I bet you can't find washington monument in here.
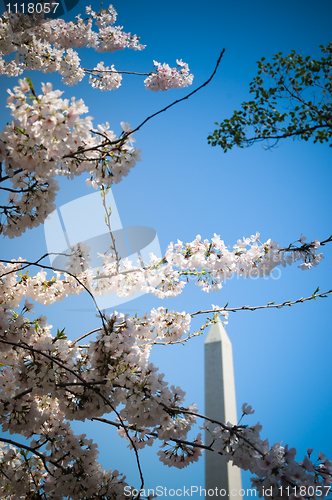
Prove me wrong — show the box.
[204,319,242,498]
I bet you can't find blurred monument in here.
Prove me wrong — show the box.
[205,319,242,498]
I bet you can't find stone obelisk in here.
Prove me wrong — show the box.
[204,319,242,498]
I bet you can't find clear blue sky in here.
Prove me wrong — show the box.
[1,0,332,496]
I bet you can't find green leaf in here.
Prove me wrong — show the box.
[25,77,35,93]
[55,327,67,340]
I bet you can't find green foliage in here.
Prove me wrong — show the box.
[54,327,67,341]
[208,43,332,151]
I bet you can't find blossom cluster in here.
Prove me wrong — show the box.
[65,242,92,274]
[0,5,193,93]
[157,434,203,469]
[0,5,144,86]
[69,232,324,300]
[88,61,122,91]
[144,59,194,92]
[0,233,328,498]
[0,307,199,498]
[0,230,325,496]
[0,233,324,313]
[204,416,332,499]
[0,79,141,237]
[0,297,330,497]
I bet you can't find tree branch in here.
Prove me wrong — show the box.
[0,337,145,497]
[62,50,225,159]
[0,437,56,476]
[91,416,212,451]
[241,123,329,145]
[191,288,332,316]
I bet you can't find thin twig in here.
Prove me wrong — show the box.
[159,403,265,458]
[71,327,102,345]
[243,124,328,145]
[0,437,56,475]
[100,185,120,273]
[280,235,332,253]
[128,49,226,137]
[62,50,226,159]
[190,288,332,317]
[72,288,332,348]
[83,68,150,76]
[0,258,107,334]
[91,416,212,451]
[151,289,332,345]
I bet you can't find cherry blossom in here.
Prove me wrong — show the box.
[0,232,324,312]
[0,78,141,237]
[88,62,122,91]
[144,59,194,92]
[0,4,193,93]
[241,402,255,415]
[0,299,330,498]
[0,5,144,86]
[65,242,91,274]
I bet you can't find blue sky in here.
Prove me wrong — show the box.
[1,0,332,496]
